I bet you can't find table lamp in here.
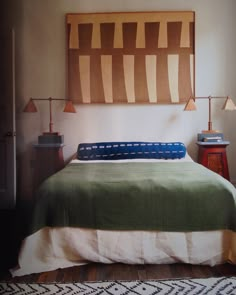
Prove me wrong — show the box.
[184,95,236,133]
[23,97,76,144]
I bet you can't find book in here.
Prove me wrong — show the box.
[202,136,222,142]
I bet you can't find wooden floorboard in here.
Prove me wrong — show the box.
[1,263,236,283]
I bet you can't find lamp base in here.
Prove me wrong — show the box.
[202,130,221,134]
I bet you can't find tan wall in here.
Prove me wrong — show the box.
[3,0,236,200]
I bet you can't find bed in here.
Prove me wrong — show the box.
[11,141,236,277]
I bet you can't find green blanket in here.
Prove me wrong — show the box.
[31,162,236,234]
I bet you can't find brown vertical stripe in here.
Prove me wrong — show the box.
[68,50,82,103]
[100,23,115,49]
[112,55,127,103]
[123,23,137,49]
[167,22,182,50]
[189,22,195,52]
[134,55,149,103]
[156,52,171,103]
[67,24,71,48]
[178,53,193,102]
[78,24,93,49]
[145,22,160,49]
[90,55,105,103]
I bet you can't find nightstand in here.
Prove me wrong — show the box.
[196,141,230,181]
[33,143,65,189]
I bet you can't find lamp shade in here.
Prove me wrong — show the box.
[63,100,76,113]
[222,96,236,110]
[184,97,197,111]
[23,99,38,112]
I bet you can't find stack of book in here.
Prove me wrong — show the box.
[197,133,224,142]
[38,132,64,144]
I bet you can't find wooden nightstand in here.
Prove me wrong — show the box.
[196,141,230,181]
[33,143,65,189]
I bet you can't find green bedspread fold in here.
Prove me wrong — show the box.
[31,162,236,234]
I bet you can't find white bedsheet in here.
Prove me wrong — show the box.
[11,227,236,277]
[71,153,194,164]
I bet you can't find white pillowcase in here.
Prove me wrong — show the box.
[71,152,193,164]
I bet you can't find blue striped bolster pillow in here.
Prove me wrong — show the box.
[77,142,186,160]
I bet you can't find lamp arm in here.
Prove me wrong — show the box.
[30,97,68,134]
[49,97,53,133]
[189,96,229,132]
[31,98,69,101]
[184,95,235,133]
[208,96,212,131]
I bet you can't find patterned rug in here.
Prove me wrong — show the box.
[1,277,236,294]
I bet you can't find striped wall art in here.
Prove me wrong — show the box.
[67,11,195,104]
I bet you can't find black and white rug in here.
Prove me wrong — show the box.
[1,277,236,294]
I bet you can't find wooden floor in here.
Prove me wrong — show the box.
[1,263,236,283]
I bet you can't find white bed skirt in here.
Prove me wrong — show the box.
[11,227,236,277]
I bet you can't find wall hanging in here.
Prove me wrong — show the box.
[66,11,195,104]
